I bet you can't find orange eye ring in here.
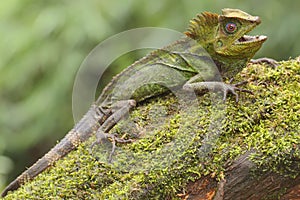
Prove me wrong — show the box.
[225,22,237,33]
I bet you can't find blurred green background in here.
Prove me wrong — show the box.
[0,0,299,190]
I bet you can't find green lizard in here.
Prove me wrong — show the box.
[1,8,275,197]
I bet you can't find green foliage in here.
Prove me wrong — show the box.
[0,0,299,192]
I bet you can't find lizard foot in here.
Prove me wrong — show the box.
[183,81,252,102]
[221,78,253,102]
[250,57,279,68]
[90,130,133,162]
[222,81,253,102]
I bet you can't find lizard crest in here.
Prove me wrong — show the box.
[185,12,219,41]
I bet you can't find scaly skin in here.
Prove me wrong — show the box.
[1,8,270,197]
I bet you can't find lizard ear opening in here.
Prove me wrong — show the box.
[185,12,219,40]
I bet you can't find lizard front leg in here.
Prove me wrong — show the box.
[91,100,136,162]
[182,74,252,102]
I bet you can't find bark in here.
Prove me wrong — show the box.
[183,152,300,200]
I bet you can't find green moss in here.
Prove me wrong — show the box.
[3,59,300,199]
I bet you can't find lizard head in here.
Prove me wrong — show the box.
[214,8,267,58]
[185,8,267,59]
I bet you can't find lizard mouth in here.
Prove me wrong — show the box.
[235,35,267,44]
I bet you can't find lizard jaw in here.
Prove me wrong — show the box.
[235,35,267,44]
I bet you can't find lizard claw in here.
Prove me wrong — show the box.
[90,130,133,163]
[250,57,279,68]
[183,80,252,102]
[107,135,133,162]
[222,81,253,102]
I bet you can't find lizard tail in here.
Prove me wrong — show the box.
[1,155,50,197]
[1,130,79,197]
[1,179,20,198]
[1,106,102,197]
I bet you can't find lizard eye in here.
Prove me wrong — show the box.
[225,22,237,34]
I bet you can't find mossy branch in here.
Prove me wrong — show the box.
[3,59,300,199]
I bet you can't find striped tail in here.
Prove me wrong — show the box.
[1,105,104,197]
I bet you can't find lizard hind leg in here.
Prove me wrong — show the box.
[91,100,136,162]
